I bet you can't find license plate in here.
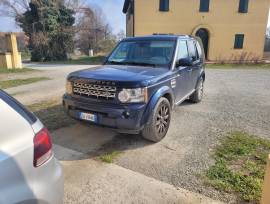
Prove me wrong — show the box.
[79,112,97,123]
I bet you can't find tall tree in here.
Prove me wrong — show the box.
[1,0,75,61]
[17,0,75,61]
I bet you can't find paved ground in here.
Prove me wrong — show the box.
[2,63,93,105]
[2,65,270,203]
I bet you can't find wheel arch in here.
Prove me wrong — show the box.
[195,71,205,89]
[141,86,174,126]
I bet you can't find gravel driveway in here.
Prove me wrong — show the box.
[87,68,270,203]
[3,66,270,203]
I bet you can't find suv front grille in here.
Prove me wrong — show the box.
[73,81,117,100]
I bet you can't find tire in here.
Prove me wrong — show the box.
[141,97,171,142]
[190,78,204,103]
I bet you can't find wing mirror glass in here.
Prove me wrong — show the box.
[176,57,193,67]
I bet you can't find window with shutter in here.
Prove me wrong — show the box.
[234,34,245,49]
[239,0,249,13]
[159,0,169,12]
[199,0,210,12]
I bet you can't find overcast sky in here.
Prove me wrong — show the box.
[0,1,269,34]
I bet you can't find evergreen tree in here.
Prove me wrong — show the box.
[17,0,75,61]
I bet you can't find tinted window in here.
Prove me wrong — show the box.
[239,0,249,13]
[234,34,245,49]
[160,0,169,12]
[177,41,189,59]
[187,41,199,60]
[200,0,210,12]
[0,90,37,125]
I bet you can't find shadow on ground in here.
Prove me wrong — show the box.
[31,103,153,162]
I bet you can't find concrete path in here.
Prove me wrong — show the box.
[51,124,224,204]
[62,154,223,204]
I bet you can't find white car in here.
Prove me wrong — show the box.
[0,90,63,204]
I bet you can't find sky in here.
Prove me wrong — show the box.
[0,0,126,34]
[0,1,269,34]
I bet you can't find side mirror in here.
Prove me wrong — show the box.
[176,57,193,67]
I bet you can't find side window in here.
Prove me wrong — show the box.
[0,90,37,125]
[239,0,249,13]
[177,41,189,60]
[159,0,169,12]
[187,40,199,60]
[195,41,203,58]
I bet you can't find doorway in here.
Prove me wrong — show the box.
[195,28,209,59]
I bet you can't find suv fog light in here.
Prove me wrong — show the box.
[122,111,130,119]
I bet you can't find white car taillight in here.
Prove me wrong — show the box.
[33,128,53,167]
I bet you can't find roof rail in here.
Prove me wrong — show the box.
[153,33,174,35]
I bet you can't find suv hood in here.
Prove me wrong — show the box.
[68,65,169,87]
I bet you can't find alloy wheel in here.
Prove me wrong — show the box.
[198,81,204,100]
[155,102,170,136]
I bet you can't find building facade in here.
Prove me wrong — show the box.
[123,0,270,61]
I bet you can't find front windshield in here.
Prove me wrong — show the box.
[106,40,176,68]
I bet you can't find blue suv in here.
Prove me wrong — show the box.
[63,35,205,142]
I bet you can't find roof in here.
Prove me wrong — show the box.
[122,34,192,42]
[123,0,131,13]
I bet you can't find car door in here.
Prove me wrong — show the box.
[187,40,201,91]
[193,40,204,85]
[172,40,191,102]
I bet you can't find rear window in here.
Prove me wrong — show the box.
[0,90,37,125]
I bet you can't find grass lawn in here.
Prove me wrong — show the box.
[41,56,105,65]
[206,63,270,69]
[100,151,122,163]
[205,131,270,203]
[0,77,50,89]
[0,67,36,74]
[28,100,76,131]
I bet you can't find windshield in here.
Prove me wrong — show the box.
[106,40,176,68]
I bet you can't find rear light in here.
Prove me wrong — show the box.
[33,128,53,167]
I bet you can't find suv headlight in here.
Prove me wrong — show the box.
[66,81,73,95]
[118,88,148,103]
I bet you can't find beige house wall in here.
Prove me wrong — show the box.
[127,0,270,61]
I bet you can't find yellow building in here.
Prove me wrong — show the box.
[123,0,270,61]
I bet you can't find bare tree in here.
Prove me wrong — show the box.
[0,0,30,17]
[75,5,116,55]
[0,0,84,17]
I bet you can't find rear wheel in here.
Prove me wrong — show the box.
[142,97,171,142]
[190,78,204,103]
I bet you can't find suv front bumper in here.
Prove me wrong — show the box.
[63,94,147,134]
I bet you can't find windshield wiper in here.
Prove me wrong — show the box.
[125,61,156,67]
[106,60,125,65]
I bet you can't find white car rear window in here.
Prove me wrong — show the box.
[0,90,37,125]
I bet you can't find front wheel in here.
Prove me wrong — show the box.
[141,97,171,142]
[190,78,204,103]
